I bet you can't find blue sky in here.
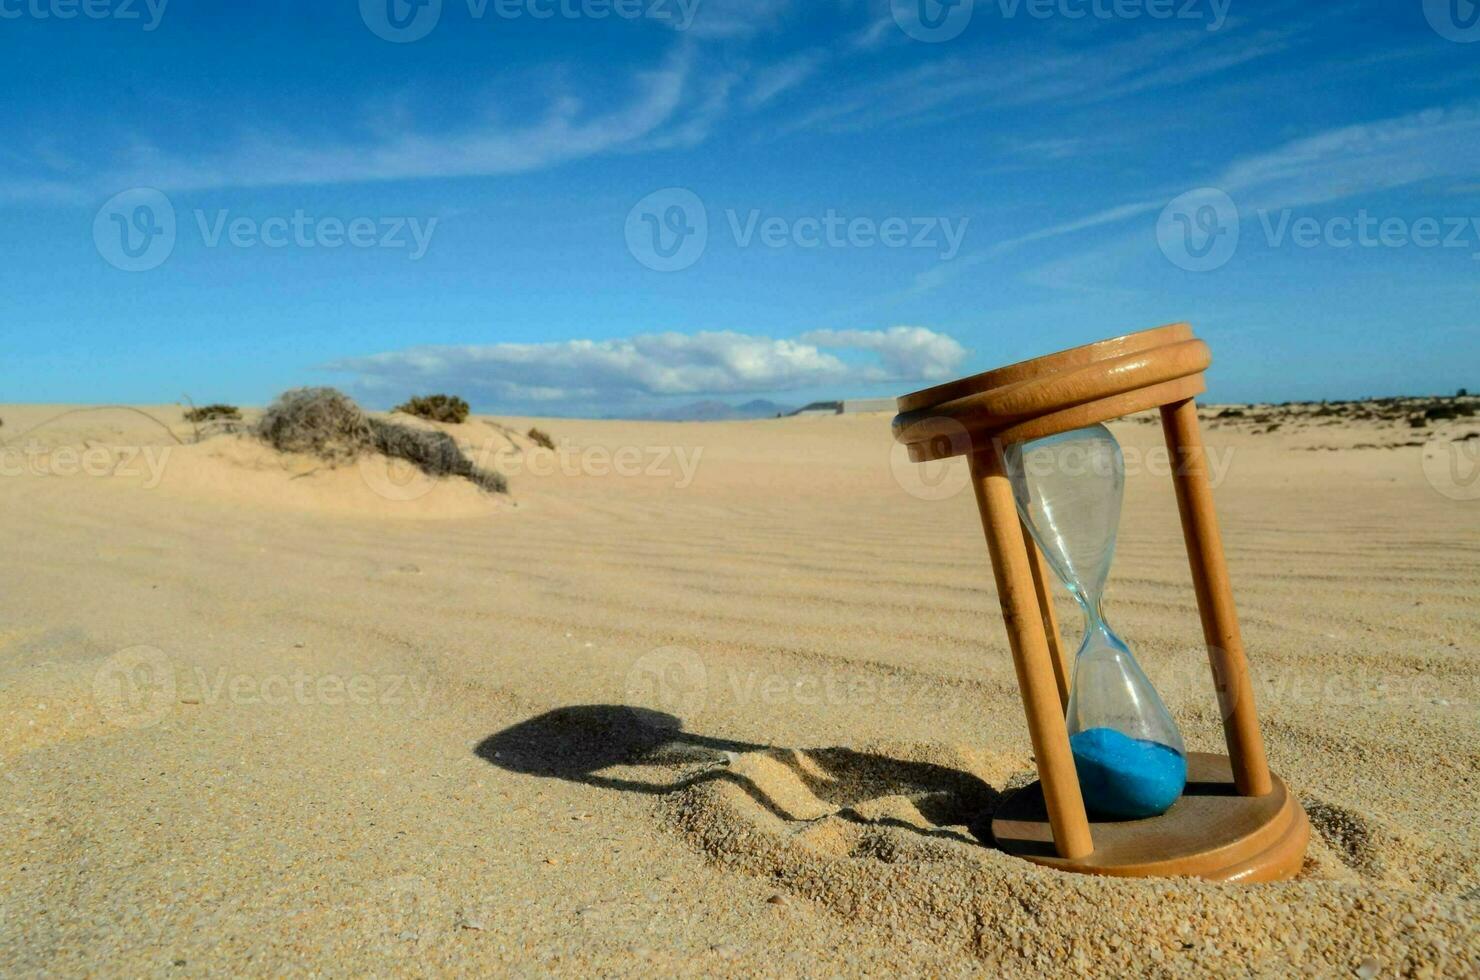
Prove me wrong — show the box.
[1,0,1476,413]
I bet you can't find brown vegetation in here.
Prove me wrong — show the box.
[256,387,505,493]
[183,404,242,423]
[394,394,471,425]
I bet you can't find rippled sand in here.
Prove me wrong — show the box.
[1,403,1475,975]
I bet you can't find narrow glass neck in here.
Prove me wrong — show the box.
[1070,587,1108,632]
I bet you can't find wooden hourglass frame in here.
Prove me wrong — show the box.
[893,323,1309,882]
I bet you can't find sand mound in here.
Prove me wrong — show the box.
[154,435,510,520]
[0,403,515,520]
[659,741,1472,975]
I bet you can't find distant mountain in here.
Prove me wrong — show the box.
[734,399,792,418]
[611,399,796,421]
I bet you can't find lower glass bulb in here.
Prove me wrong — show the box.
[1065,621,1187,820]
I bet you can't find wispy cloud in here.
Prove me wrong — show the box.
[1220,104,1480,212]
[777,23,1302,136]
[2,47,710,200]
[681,0,793,39]
[913,101,1480,298]
[744,50,827,110]
[327,326,968,406]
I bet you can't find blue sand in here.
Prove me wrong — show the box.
[1069,727,1187,820]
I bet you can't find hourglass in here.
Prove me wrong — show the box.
[1006,425,1188,821]
[893,324,1309,881]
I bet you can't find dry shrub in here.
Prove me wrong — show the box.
[184,404,242,423]
[256,387,376,463]
[526,427,555,450]
[255,387,505,493]
[394,394,470,425]
[369,419,506,494]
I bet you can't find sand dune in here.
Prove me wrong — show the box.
[0,403,1475,975]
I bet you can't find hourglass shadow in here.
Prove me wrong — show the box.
[475,705,1002,843]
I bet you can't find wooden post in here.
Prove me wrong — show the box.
[1023,525,1071,711]
[1160,399,1274,797]
[970,442,1093,859]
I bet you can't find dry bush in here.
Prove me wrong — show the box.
[394,394,470,425]
[256,387,376,463]
[369,419,506,494]
[526,427,555,450]
[184,404,242,423]
[254,387,505,493]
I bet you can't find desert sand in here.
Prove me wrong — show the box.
[0,401,1475,976]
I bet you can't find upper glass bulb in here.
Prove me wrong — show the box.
[1005,424,1187,820]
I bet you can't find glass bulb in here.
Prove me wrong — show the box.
[1005,424,1187,820]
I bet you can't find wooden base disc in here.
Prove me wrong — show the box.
[990,753,1309,883]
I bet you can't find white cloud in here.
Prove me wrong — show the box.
[327,327,968,406]
[798,327,967,380]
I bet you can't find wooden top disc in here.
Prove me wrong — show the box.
[893,323,1211,458]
